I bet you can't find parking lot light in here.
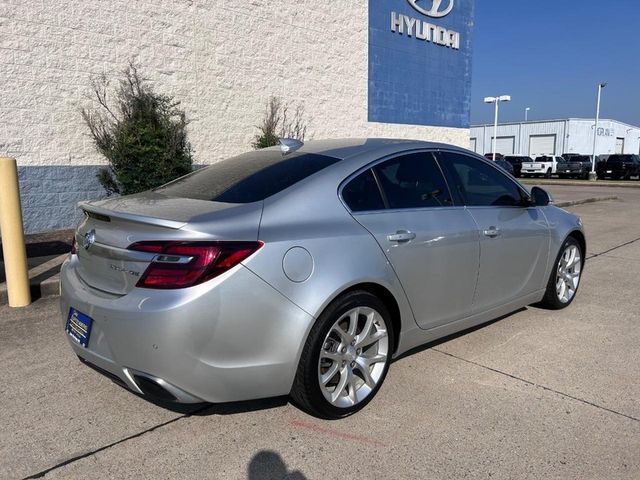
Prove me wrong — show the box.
[484,95,511,161]
[525,107,531,121]
[590,82,607,181]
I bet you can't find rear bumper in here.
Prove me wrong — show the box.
[597,166,634,176]
[59,256,315,404]
[557,168,586,176]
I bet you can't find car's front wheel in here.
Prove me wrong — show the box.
[538,236,583,310]
[291,291,393,419]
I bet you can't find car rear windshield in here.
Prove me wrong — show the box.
[565,156,590,162]
[154,150,340,203]
[607,155,636,163]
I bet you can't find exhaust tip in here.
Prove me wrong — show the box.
[132,375,178,402]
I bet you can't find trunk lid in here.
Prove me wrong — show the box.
[74,192,263,295]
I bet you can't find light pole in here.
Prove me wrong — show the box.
[590,82,607,180]
[484,95,511,160]
[525,107,531,121]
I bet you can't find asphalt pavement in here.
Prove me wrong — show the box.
[1,185,639,479]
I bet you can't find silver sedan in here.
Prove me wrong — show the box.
[60,139,585,419]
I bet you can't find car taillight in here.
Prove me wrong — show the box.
[127,241,263,289]
[70,235,77,255]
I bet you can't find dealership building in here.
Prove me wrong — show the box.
[470,118,640,158]
[0,0,474,234]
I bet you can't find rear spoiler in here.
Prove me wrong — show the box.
[79,202,187,230]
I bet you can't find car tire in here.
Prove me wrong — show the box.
[537,236,583,310]
[290,290,394,419]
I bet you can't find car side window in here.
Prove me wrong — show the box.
[342,169,385,212]
[437,152,525,207]
[373,152,453,209]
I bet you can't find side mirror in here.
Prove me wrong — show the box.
[530,186,552,207]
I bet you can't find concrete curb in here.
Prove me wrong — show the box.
[0,254,64,305]
[555,196,619,208]
[521,179,640,189]
[0,195,619,304]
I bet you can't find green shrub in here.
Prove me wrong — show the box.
[82,63,193,195]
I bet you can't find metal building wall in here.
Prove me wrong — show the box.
[470,120,566,156]
[471,119,640,157]
[566,119,640,155]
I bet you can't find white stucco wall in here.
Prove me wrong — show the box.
[1,0,468,167]
[0,0,469,232]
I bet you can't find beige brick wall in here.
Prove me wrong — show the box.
[0,0,469,168]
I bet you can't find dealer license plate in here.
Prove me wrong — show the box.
[66,308,93,348]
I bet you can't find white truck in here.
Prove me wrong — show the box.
[520,155,563,178]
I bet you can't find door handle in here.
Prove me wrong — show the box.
[483,227,501,238]
[387,231,416,242]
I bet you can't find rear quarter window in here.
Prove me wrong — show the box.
[342,170,385,212]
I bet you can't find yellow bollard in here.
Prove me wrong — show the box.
[0,157,31,307]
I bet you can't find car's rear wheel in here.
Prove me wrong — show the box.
[291,291,393,419]
[538,237,583,310]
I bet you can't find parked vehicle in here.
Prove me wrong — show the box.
[503,155,532,178]
[521,155,564,178]
[484,153,504,160]
[60,139,585,419]
[557,155,593,179]
[494,159,515,176]
[596,154,640,180]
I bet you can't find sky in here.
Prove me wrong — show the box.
[470,0,640,126]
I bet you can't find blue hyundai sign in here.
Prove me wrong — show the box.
[369,0,475,128]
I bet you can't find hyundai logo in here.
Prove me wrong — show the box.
[408,0,454,18]
[83,229,96,250]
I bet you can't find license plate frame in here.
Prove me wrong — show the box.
[66,308,93,348]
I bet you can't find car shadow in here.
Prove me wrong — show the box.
[393,307,527,362]
[136,394,290,416]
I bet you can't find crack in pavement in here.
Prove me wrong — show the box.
[586,236,640,260]
[22,404,210,479]
[432,348,639,423]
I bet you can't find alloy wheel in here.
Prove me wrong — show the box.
[317,307,389,408]
[556,244,581,303]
